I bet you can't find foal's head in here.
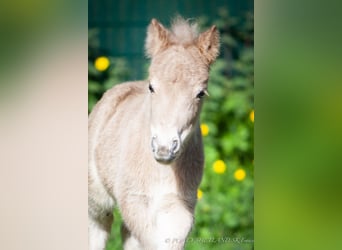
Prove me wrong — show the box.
[145,17,220,164]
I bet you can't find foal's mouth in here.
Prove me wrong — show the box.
[153,149,178,164]
[154,155,177,165]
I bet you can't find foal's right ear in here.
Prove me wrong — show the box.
[145,19,170,58]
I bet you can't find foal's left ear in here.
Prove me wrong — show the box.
[197,26,220,65]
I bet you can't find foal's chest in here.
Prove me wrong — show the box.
[146,168,179,206]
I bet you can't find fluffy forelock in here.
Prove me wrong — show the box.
[169,17,199,45]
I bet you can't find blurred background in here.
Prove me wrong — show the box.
[1,1,341,250]
[88,0,254,249]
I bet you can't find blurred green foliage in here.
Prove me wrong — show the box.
[88,9,254,250]
[188,9,254,250]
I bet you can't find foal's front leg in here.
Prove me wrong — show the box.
[150,197,194,250]
[88,212,114,250]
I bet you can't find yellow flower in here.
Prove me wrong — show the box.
[200,123,209,136]
[250,110,254,122]
[94,56,110,71]
[197,189,203,200]
[234,168,246,181]
[213,160,226,174]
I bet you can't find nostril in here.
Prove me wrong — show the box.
[171,139,179,152]
[151,136,157,152]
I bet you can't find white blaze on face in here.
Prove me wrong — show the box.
[148,77,203,163]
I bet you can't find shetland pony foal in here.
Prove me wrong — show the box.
[88,17,220,250]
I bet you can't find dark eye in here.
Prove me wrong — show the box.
[148,83,155,93]
[196,90,206,99]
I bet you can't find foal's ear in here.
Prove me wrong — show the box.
[145,19,170,58]
[197,25,220,65]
